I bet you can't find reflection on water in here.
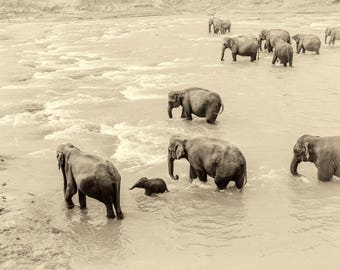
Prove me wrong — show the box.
[1,12,340,269]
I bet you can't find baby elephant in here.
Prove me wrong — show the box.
[130,177,169,196]
[272,39,293,67]
[168,87,224,124]
[56,143,124,219]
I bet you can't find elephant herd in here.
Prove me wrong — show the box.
[54,19,340,220]
[212,16,340,67]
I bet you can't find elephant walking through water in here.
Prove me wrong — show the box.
[221,34,259,62]
[325,27,340,45]
[56,143,124,219]
[168,87,224,124]
[292,33,321,54]
[258,29,291,53]
[168,136,247,190]
[290,135,340,182]
[272,39,293,67]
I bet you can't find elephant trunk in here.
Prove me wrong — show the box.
[168,152,178,180]
[129,184,137,190]
[258,39,262,51]
[325,33,328,44]
[168,103,173,119]
[209,23,211,34]
[221,45,226,61]
[290,155,301,176]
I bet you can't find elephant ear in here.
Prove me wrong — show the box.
[57,152,65,170]
[229,39,236,48]
[175,143,185,159]
[303,142,310,160]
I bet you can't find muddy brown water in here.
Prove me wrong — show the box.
[1,12,340,269]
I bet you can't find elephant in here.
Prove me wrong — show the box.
[129,177,169,196]
[218,19,231,34]
[167,136,247,190]
[208,17,222,34]
[221,34,259,62]
[272,39,293,67]
[168,87,224,124]
[325,27,340,45]
[292,33,321,54]
[258,29,291,53]
[56,143,124,219]
[290,135,340,182]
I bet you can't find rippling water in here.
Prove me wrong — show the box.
[1,12,340,269]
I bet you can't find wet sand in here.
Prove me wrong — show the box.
[1,10,340,269]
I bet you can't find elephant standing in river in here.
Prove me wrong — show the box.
[290,135,340,181]
[292,33,321,54]
[168,136,247,190]
[221,34,259,62]
[272,39,293,67]
[325,27,340,45]
[168,87,224,124]
[208,17,222,34]
[56,143,124,219]
[220,19,231,34]
[258,29,291,53]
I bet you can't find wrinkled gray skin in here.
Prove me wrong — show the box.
[208,17,222,34]
[292,33,321,54]
[221,35,259,62]
[290,135,340,182]
[56,143,124,219]
[325,27,340,45]
[130,177,169,196]
[168,87,224,124]
[258,29,291,53]
[272,39,293,67]
[168,136,247,190]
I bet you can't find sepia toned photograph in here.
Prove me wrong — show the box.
[1,0,340,269]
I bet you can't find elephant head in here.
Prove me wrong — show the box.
[325,28,331,44]
[168,91,184,118]
[258,30,268,51]
[56,143,79,192]
[129,177,148,190]
[167,136,187,180]
[290,135,319,176]
[292,34,302,51]
[221,37,234,61]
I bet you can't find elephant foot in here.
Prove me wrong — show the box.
[107,213,116,219]
[66,203,75,209]
[80,205,87,210]
[116,212,124,220]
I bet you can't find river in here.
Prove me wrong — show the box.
[1,12,340,269]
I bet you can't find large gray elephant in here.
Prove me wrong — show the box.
[325,27,340,45]
[258,29,291,53]
[272,39,293,67]
[290,135,340,181]
[221,34,259,62]
[167,136,247,190]
[56,143,124,219]
[208,17,222,34]
[292,33,321,54]
[168,87,224,124]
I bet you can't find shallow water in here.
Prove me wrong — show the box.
[1,13,340,269]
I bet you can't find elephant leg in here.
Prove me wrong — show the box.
[78,189,87,209]
[197,170,207,182]
[302,47,306,53]
[206,108,218,124]
[250,54,256,62]
[65,176,77,209]
[272,54,278,65]
[316,48,320,55]
[214,176,228,190]
[190,165,198,180]
[105,201,115,219]
[317,159,334,182]
[180,107,186,118]
[232,52,237,61]
[113,183,124,219]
